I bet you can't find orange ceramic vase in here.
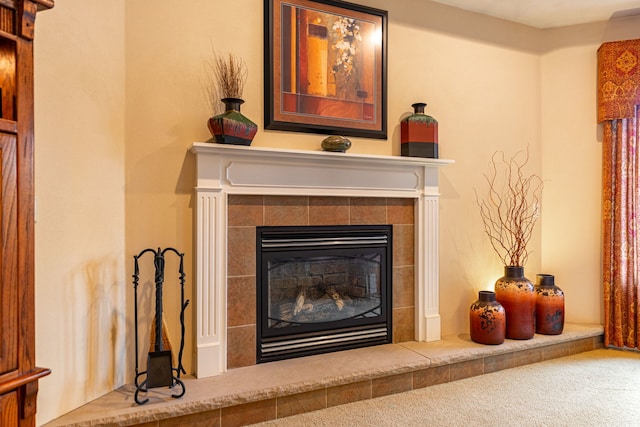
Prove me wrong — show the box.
[535,274,564,335]
[494,266,536,340]
[470,290,506,345]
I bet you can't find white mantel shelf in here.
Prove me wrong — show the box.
[191,143,453,197]
[190,142,452,167]
[190,142,453,378]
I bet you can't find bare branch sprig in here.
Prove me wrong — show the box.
[475,149,543,267]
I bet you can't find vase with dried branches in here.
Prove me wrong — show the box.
[206,52,257,146]
[475,150,543,340]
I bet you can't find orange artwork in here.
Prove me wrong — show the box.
[265,0,387,139]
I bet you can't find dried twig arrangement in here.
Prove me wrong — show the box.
[213,52,247,99]
[475,150,543,267]
[206,52,248,114]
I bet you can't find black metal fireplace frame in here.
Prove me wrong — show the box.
[256,224,393,363]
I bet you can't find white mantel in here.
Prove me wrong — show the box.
[190,142,452,378]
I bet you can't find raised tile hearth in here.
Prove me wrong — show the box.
[44,323,604,426]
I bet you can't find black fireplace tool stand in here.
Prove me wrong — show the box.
[132,247,189,405]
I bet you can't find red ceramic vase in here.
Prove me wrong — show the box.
[494,266,536,340]
[535,274,564,335]
[207,98,257,146]
[400,102,438,158]
[470,290,506,345]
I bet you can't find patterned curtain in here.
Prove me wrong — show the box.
[598,39,640,349]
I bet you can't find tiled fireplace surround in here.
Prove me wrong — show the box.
[192,143,451,378]
[227,194,414,368]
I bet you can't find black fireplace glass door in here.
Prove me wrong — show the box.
[257,224,393,360]
[265,250,383,332]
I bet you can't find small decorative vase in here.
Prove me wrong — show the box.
[207,97,257,146]
[535,274,564,335]
[470,290,506,345]
[400,102,438,158]
[494,266,536,340]
[321,135,351,152]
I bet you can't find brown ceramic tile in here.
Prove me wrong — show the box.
[309,196,350,225]
[393,224,414,267]
[542,342,571,361]
[449,359,484,381]
[570,337,596,355]
[227,276,256,327]
[264,195,309,226]
[413,365,450,389]
[227,325,256,369]
[512,347,542,367]
[392,307,415,343]
[277,389,327,418]
[350,197,387,224]
[484,353,514,373]
[387,198,415,225]
[393,266,414,308]
[227,226,256,277]
[228,195,264,227]
[159,410,220,427]
[221,399,276,427]
[371,372,413,398]
[327,380,371,407]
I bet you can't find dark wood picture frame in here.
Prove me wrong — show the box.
[264,0,388,139]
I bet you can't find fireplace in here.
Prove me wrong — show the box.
[257,225,393,362]
[191,143,451,378]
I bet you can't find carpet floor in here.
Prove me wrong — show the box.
[251,348,640,427]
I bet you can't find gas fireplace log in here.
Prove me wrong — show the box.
[280,301,313,321]
[293,290,305,316]
[325,286,345,311]
[279,304,293,320]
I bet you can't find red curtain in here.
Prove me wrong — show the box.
[598,39,640,349]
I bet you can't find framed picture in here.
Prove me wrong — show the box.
[264,0,388,139]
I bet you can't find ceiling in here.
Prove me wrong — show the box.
[431,0,640,29]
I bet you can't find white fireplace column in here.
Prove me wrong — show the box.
[191,143,452,378]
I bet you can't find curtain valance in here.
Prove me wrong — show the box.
[597,38,640,122]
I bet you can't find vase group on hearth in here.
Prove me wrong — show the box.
[471,268,566,345]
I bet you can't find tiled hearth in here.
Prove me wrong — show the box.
[44,324,604,426]
[226,194,416,368]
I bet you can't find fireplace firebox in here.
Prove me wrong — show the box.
[256,225,393,362]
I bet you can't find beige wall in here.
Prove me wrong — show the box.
[34,0,126,423]
[31,0,640,423]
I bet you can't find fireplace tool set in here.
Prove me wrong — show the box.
[132,247,189,405]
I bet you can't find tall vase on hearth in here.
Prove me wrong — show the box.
[535,274,564,335]
[207,97,257,146]
[494,266,536,340]
[470,290,506,345]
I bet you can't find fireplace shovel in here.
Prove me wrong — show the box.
[132,247,189,405]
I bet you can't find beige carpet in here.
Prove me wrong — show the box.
[252,348,640,426]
